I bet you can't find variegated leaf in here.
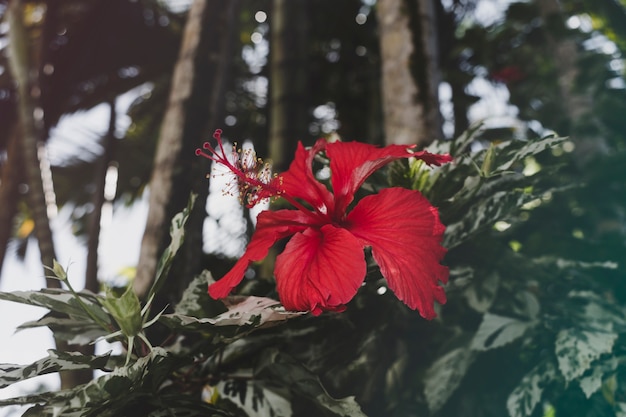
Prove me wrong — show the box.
[578,356,618,399]
[495,135,565,173]
[174,270,215,317]
[0,348,179,416]
[0,350,111,389]
[161,296,304,332]
[205,379,293,417]
[17,315,108,345]
[555,326,618,384]
[150,193,196,298]
[471,313,536,351]
[423,346,476,413]
[507,361,557,417]
[444,190,532,248]
[256,349,367,417]
[0,288,110,325]
[464,271,499,313]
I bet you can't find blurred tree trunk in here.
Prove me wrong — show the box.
[8,0,93,389]
[261,0,309,279]
[75,102,116,385]
[7,0,58,287]
[536,0,606,162]
[269,0,309,171]
[537,0,588,122]
[377,0,442,147]
[0,125,22,277]
[134,0,238,299]
[85,101,116,294]
[168,0,239,301]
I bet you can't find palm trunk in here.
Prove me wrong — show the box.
[536,0,588,122]
[0,124,23,278]
[168,0,240,299]
[8,0,94,389]
[269,0,309,171]
[85,101,116,294]
[376,0,442,146]
[416,0,442,140]
[134,0,239,298]
[7,0,58,286]
[260,0,310,279]
[74,101,117,387]
[536,0,602,163]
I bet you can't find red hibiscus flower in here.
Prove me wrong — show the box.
[196,130,452,319]
[491,65,525,84]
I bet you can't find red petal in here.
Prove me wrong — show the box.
[326,141,416,214]
[345,187,448,319]
[412,150,453,167]
[274,224,366,315]
[326,141,452,214]
[277,139,335,216]
[208,209,315,299]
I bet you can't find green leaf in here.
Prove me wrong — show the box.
[471,313,536,351]
[423,346,477,413]
[480,143,498,177]
[174,270,215,317]
[555,326,618,384]
[578,356,618,399]
[427,121,484,156]
[494,135,565,173]
[101,285,143,338]
[50,259,68,281]
[0,288,111,326]
[567,291,626,329]
[144,396,234,417]
[512,290,541,320]
[0,348,181,416]
[535,258,619,270]
[209,379,293,417]
[17,314,109,345]
[213,296,305,326]
[444,189,533,248]
[0,350,111,389]
[463,271,499,313]
[507,361,557,417]
[256,349,367,417]
[161,296,304,332]
[149,193,196,299]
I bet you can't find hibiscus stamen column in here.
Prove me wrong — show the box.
[195,129,326,222]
